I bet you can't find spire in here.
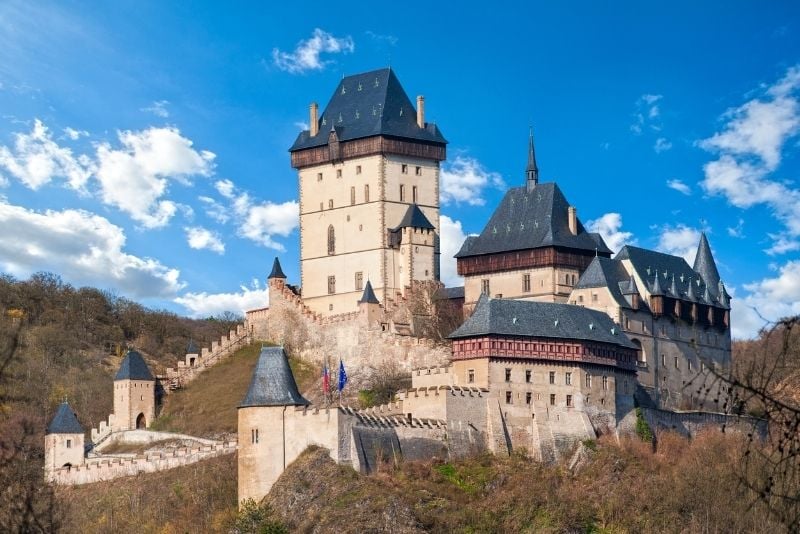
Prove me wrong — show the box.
[686,277,697,301]
[115,349,154,381]
[622,275,639,295]
[47,401,84,434]
[526,127,539,192]
[693,233,721,290]
[239,347,310,407]
[717,280,731,309]
[669,274,679,297]
[358,280,380,304]
[651,270,664,296]
[267,257,287,280]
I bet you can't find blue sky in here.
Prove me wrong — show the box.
[0,1,799,338]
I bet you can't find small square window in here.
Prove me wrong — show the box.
[505,391,512,404]
[549,394,556,406]
[468,369,475,383]
[356,165,362,174]
[66,439,72,448]
[336,169,342,178]
[328,199,334,209]
[525,369,531,383]
[401,164,408,174]
[415,166,422,176]
[526,392,532,405]
[317,172,323,181]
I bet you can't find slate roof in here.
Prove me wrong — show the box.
[575,256,633,309]
[617,245,718,302]
[290,68,447,152]
[435,286,465,300]
[393,204,435,230]
[268,257,287,279]
[240,347,310,408]
[693,233,721,290]
[115,349,154,381]
[455,183,612,258]
[186,339,200,354]
[47,401,84,434]
[449,295,637,349]
[358,280,380,304]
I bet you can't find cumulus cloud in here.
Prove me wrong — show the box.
[95,126,216,228]
[0,119,92,190]
[185,226,225,254]
[63,127,88,140]
[215,178,235,199]
[198,195,229,224]
[0,200,183,298]
[654,137,672,153]
[656,224,701,265]
[440,156,505,206]
[272,28,354,74]
[732,260,800,339]
[141,100,170,118]
[586,212,635,254]
[727,218,745,238]
[175,282,269,318]
[699,65,800,253]
[439,215,470,287]
[666,178,691,195]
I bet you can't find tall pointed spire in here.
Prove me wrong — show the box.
[267,257,287,280]
[526,127,539,192]
[358,280,380,304]
[693,233,720,290]
[651,270,664,296]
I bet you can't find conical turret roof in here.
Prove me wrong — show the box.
[693,233,721,290]
[651,270,664,296]
[240,347,310,408]
[47,401,84,434]
[268,257,287,280]
[358,280,380,304]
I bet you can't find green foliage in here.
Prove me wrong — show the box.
[582,438,598,451]
[233,499,288,534]
[635,408,654,443]
[358,389,377,407]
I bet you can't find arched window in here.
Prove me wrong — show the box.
[328,225,335,255]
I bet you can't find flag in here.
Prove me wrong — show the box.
[338,359,348,392]
[322,363,330,394]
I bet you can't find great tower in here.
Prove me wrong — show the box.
[289,68,447,315]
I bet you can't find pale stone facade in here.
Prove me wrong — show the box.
[113,379,155,431]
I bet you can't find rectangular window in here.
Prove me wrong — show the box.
[525,369,532,383]
[592,293,598,302]
[526,392,532,405]
[481,279,490,295]
[505,391,512,404]
[688,359,693,371]
[364,184,370,202]
[356,165,362,174]
[401,164,408,174]
[550,394,556,406]
[565,372,572,385]
[336,169,342,178]
[328,199,333,209]
[327,276,336,295]
[566,395,573,407]
[674,356,679,369]
[661,354,666,366]
[399,184,406,201]
[66,439,72,448]
[505,368,511,382]
[412,185,418,203]
[317,172,323,181]
[585,374,592,388]
[251,428,259,444]
[549,371,555,385]
[350,186,356,205]
[602,376,608,390]
[355,272,363,291]
[415,166,422,176]
[523,274,531,292]
[578,295,584,303]
[468,369,475,383]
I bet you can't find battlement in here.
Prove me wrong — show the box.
[400,385,488,399]
[339,405,446,430]
[358,400,404,417]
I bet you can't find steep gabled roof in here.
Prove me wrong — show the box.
[47,401,84,434]
[268,257,287,280]
[617,245,713,300]
[393,204,435,230]
[455,183,612,258]
[358,280,380,304]
[115,350,154,381]
[240,347,310,408]
[574,256,633,309]
[449,295,636,349]
[290,68,447,151]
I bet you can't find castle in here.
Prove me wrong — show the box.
[45,67,742,503]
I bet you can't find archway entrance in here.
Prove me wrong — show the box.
[136,412,146,429]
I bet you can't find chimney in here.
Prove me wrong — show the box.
[309,102,319,137]
[416,95,425,128]
[568,206,578,235]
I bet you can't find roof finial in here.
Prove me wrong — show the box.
[526,126,539,192]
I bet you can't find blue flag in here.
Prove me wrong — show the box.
[338,359,348,392]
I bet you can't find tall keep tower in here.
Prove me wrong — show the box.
[113,349,156,431]
[290,68,447,315]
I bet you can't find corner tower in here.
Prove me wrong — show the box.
[44,401,85,481]
[113,349,155,431]
[290,68,447,315]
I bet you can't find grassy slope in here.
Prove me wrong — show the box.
[150,343,318,438]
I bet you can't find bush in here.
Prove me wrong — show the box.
[635,408,654,443]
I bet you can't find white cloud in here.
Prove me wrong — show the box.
[656,224,701,265]
[175,283,269,318]
[586,212,635,254]
[699,65,800,252]
[215,178,235,199]
[0,200,183,298]
[63,127,88,140]
[764,234,800,256]
[0,119,92,190]
[235,195,299,251]
[439,215,470,287]
[727,218,745,238]
[272,28,354,74]
[198,195,229,224]
[666,178,691,195]
[185,226,225,254]
[440,155,505,206]
[142,100,170,118]
[631,94,663,134]
[365,31,398,46]
[95,126,216,228]
[654,137,672,153]
[732,259,800,339]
